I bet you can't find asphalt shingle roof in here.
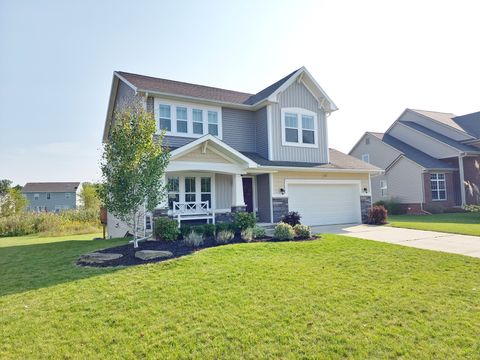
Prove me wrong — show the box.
[372,133,457,170]
[22,182,80,193]
[453,111,480,138]
[117,69,300,106]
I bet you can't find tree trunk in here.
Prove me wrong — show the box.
[133,212,138,248]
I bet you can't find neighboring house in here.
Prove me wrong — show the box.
[350,109,480,213]
[103,67,381,237]
[23,182,81,212]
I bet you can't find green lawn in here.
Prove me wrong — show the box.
[1,233,479,359]
[388,212,480,236]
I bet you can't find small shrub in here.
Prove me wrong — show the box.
[202,224,216,238]
[294,224,312,239]
[252,225,266,239]
[183,231,204,247]
[154,217,179,241]
[233,212,256,231]
[215,222,234,233]
[216,229,235,244]
[368,205,388,225]
[273,222,295,240]
[241,227,254,242]
[281,211,301,226]
[180,224,192,239]
[373,199,405,215]
[464,205,480,213]
[425,204,444,214]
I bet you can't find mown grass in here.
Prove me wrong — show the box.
[389,212,480,236]
[1,233,479,359]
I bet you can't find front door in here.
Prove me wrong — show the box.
[242,177,254,213]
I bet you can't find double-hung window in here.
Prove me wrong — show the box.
[362,154,370,163]
[176,107,188,133]
[34,193,39,200]
[185,177,196,202]
[208,111,218,136]
[282,108,318,147]
[380,180,388,197]
[167,177,180,210]
[192,109,203,134]
[201,177,212,207]
[431,173,446,200]
[65,193,71,199]
[46,193,51,200]
[159,104,171,131]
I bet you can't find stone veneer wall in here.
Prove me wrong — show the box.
[360,195,372,223]
[272,197,289,222]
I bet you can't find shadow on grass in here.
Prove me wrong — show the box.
[0,238,127,297]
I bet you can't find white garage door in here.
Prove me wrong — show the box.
[288,183,361,226]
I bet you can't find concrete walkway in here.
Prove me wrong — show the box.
[311,223,480,258]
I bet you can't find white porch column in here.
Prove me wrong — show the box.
[232,174,245,207]
[459,155,466,207]
[158,174,168,209]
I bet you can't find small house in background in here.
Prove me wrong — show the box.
[22,182,81,212]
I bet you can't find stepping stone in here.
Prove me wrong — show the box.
[135,250,174,261]
[79,252,123,264]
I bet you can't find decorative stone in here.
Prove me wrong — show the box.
[360,195,372,223]
[272,197,289,222]
[79,252,123,264]
[135,250,174,261]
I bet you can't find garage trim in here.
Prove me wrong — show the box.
[284,179,362,194]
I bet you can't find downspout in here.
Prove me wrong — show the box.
[420,171,425,212]
[458,153,466,207]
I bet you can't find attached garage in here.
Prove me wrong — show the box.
[286,180,362,226]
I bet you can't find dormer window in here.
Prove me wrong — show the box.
[281,108,318,148]
[155,99,222,139]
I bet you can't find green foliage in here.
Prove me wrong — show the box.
[373,199,405,215]
[281,211,301,226]
[252,225,266,239]
[368,205,388,225]
[194,224,216,238]
[79,182,101,210]
[183,231,204,247]
[464,205,480,213]
[0,179,12,197]
[99,105,170,245]
[241,227,254,242]
[180,224,192,239]
[273,222,295,240]
[215,222,234,233]
[154,217,179,241]
[215,229,235,244]
[0,188,28,217]
[0,209,100,237]
[388,213,480,236]
[233,212,256,231]
[293,224,312,239]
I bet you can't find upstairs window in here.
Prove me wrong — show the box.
[176,107,188,133]
[380,180,388,197]
[46,193,51,200]
[208,111,218,136]
[431,173,446,200]
[281,108,318,148]
[192,109,203,134]
[65,193,71,199]
[34,193,39,200]
[362,154,370,163]
[159,105,171,131]
[365,137,370,145]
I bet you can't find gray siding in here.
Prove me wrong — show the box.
[222,108,256,152]
[114,80,137,113]
[255,107,268,158]
[24,192,77,212]
[256,174,271,222]
[350,134,401,170]
[215,174,232,210]
[271,81,329,162]
[386,157,424,203]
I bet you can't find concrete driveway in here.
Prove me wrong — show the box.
[311,223,480,258]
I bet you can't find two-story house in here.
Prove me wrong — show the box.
[350,109,480,213]
[23,182,81,212]
[103,67,380,238]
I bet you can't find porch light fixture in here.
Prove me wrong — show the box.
[280,188,285,195]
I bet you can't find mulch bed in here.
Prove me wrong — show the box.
[77,235,318,268]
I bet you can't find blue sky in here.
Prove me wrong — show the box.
[1,0,479,185]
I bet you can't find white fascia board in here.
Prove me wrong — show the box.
[167,161,247,175]
[257,165,383,174]
[169,134,258,168]
[113,72,138,93]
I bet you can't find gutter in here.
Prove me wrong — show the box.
[256,165,383,174]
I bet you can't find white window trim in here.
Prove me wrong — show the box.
[362,154,370,163]
[166,173,216,214]
[380,180,388,197]
[154,98,222,139]
[281,107,318,148]
[34,193,39,200]
[430,173,447,201]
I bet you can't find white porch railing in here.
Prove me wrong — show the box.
[172,201,215,227]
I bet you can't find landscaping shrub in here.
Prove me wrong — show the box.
[233,212,256,231]
[183,231,204,247]
[241,227,254,242]
[180,224,192,239]
[281,211,301,226]
[294,224,312,239]
[464,205,480,213]
[373,199,405,215]
[252,225,266,239]
[425,204,444,214]
[273,222,295,240]
[154,217,179,241]
[0,209,101,237]
[216,229,235,244]
[215,222,234,233]
[367,205,388,225]
[201,224,216,238]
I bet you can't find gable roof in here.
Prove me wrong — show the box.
[452,111,480,138]
[371,133,457,170]
[22,182,80,193]
[399,121,480,153]
[409,109,463,131]
[114,67,337,111]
